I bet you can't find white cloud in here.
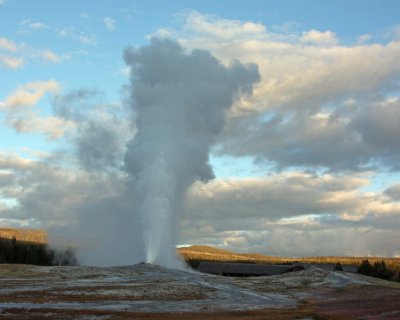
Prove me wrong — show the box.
[0,37,17,51]
[0,80,61,109]
[0,0,7,5]
[0,56,24,69]
[0,80,71,139]
[78,34,97,45]
[0,40,21,71]
[151,28,173,38]
[57,28,97,46]
[384,184,400,201]
[178,12,400,116]
[42,50,61,63]
[357,34,371,44]
[301,29,338,45]
[7,112,74,140]
[184,11,266,39]
[20,19,48,30]
[103,17,116,31]
[185,173,376,222]
[1,37,66,67]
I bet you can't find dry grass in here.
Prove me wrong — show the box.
[178,245,400,270]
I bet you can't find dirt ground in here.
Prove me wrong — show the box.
[0,263,399,319]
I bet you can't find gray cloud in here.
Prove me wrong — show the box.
[0,172,14,188]
[0,153,143,266]
[168,13,400,174]
[219,97,400,172]
[2,151,399,260]
[179,216,400,257]
[53,89,133,171]
[184,173,369,224]
[179,171,400,257]
[384,184,400,201]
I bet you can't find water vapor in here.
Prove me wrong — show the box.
[124,38,259,267]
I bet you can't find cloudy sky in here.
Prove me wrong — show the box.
[1,0,400,263]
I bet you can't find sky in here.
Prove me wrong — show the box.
[1,0,400,262]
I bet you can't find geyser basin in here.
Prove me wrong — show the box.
[1,263,398,319]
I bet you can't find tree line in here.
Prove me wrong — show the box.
[0,236,77,266]
[358,259,400,281]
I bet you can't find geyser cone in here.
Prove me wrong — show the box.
[124,38,260,268]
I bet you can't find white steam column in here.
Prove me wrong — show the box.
[124,39,259,268]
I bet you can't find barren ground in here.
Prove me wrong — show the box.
[0,263,399,319]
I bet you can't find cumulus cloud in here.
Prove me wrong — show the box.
[0,151,143,265]
[0,80,60,109]
[384,184,400,201]
[53,89,133,171]
[183,11,266,39]
[180,172,400,256]
[301,29,338,45]
[357,34,371,44]
[176,12,400,115]
[188,227,400,257]
[78,34,97,45]
[20,19,48,30]
[0,38,24,69]
[8,112,72,140]
[0,56,24,69]
[42,50,61,63]
[185,173,373,223]
[218,97,400,171]
[0,80,73,139]
[103,17,116,31]
[0,37,17,52]
[57,28,97,46]
[163,12,400,173]
[1,37,64,67]
[3,151,399,261]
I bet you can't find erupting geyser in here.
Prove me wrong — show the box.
[124,39,259,268]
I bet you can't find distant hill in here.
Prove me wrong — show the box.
[178,245,285,265]
[178,245,400,271]
[179,245,238,256]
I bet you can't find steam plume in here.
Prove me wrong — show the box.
[124,39,259,267]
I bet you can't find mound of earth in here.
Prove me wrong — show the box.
[0,263,399,319]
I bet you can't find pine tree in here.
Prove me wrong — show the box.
[358,259,372,275]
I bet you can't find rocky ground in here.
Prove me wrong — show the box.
[0,263,399,319]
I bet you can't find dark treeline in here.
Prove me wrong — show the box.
[0,237,77,266]
[358,259,399,281]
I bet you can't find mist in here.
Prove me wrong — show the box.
[123,38,259,267]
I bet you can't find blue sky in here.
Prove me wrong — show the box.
[1,0,399,156]
[1,0,400,262]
